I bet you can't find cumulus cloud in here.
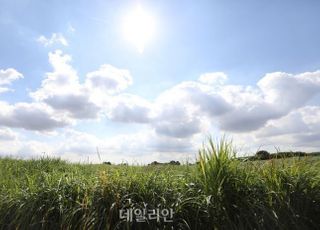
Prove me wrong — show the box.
[85,64,133,94]
[37,33,68,47]
[198,72,228,85]
[31,50,100,119]
[31,50,79,100]
[31,50,135,120]
[152,96,203,138]
[0,68,23,85]
[217,71,320,132]
[2,48,320,161]
[172,81,232,116]
[150,82,226,138]
[0,68,23,93]
[102,69,320,139]
[0,102,70,131]
[106,94,152,123]
[257,111,309,138]
[230,105,320,155]
[257,71,320,109]
[44,93,100,119]
[153,119,204,138]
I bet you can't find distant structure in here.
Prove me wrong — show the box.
[103,161,112,165]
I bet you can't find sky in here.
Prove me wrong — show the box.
[1,0,320,163]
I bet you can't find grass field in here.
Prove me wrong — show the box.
[0,139,319,230]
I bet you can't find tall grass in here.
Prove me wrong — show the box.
[197,138,320,229]
[0,139,319,229]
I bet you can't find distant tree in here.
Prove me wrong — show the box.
[149,161,181,166]
[169,160,181,165]
[274,151,307,158]
[294,151,307,157]
[103,161,111,165]
[256,150,270,160]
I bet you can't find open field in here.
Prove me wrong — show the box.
[0,140,319,230]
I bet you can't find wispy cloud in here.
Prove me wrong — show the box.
[67,23,76,33]
[37,33,68,47]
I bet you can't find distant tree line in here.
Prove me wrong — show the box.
[248,150,320,161]
[148,160,181,166]
[102,151,320,165]
[102,160,181,166]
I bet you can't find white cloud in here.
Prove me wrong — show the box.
[12,141,58,159]
[93,69,320,142]
[257,71,320,108]
[106,94,152,123]
[44,93,100,119]
[257,110,309,138]
[150,81,227,138]
[57,129,100,156]
[2,48,320,161]
[215,71,320,132]
[230,105,320,155]
[0,87,11,94]
[152,101,204,138]
[31,50,100,119]
[68,23,76,33]
[31,50,78,101]
[37,33,68,47]
[0,101,70,131]
[31,51,136,120]
[0,68,23,85]
[85,64,133,94]
[0,68,23,93]
[49,129,198,163]
[0,128,18,141]
[93,130,198,163]
[198,72,228,85]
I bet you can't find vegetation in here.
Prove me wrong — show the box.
[255,150,270,160]
[149,160,181,166]
[0,139,319,229]
[245,150,320,161]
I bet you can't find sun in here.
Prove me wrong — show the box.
[122,5,155,53]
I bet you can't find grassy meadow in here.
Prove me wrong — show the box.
[0,139,319,230]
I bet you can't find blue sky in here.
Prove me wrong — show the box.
[1,0,320,163]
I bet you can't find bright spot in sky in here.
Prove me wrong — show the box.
[122,5,155,53]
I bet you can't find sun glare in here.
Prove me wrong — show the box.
[122,5,155,53]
